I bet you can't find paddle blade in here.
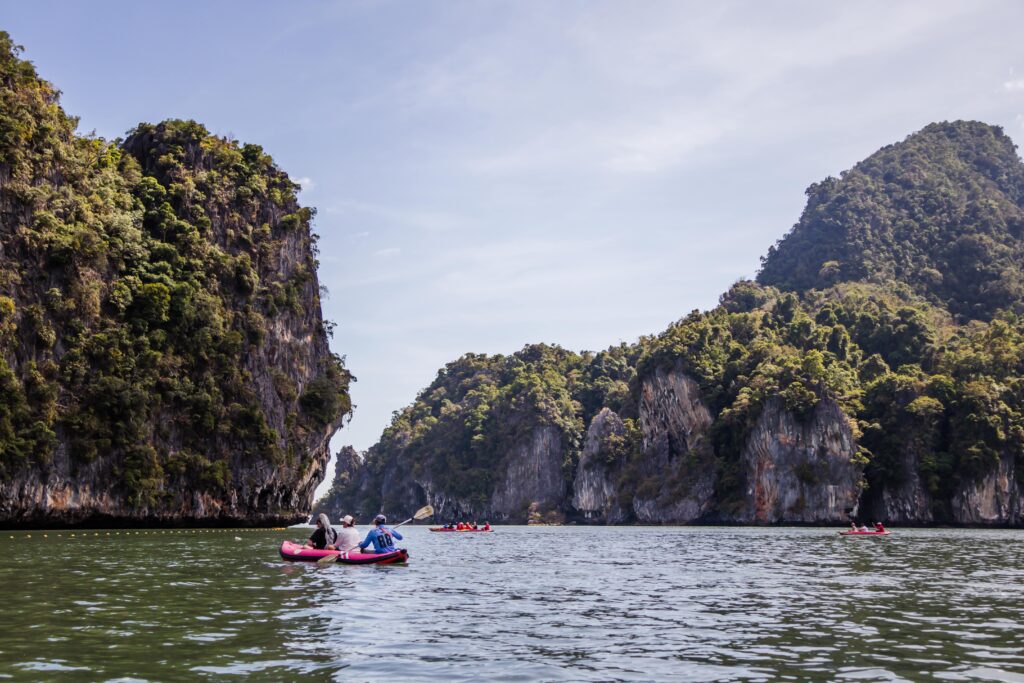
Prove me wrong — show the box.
[413,504,434,520]
[316,552,339,566]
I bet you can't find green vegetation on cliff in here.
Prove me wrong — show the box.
[0,32,351,516]
[758,122,1024,321]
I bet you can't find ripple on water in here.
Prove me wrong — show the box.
[2,527,1024,681]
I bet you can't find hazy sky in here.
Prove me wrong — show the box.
[5,1,1024,499]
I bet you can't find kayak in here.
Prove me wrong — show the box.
[279,540,409,564]
[429,527,493,532]
[839,530,892,536]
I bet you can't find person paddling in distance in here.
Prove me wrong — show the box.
[336,515,361,554]
[358,514,403,554]
[305,513,339,550]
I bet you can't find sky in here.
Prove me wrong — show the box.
[5,1,1024,500]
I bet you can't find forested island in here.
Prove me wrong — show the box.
[0,32,351,527]
[320,120,1024,526]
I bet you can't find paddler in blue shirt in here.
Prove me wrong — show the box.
[358,514,403,553]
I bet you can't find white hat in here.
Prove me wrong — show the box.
[342,515,355,525]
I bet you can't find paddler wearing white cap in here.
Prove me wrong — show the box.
[337,514,361,553]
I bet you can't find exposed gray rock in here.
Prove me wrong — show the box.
[491,425,565,520]
[572,408,628,523]
[638,364,712,457]
[632,365,716,523]
[953,453,1023,525]
[729,398,861,524]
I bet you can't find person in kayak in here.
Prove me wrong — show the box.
[358,514,403,554]
[305,513,339,550]
[337,514,361,552]
[874,522,886,533]
[483,521,491,531]
[849,521,858,532]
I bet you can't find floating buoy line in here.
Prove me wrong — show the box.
[8,527,289,539]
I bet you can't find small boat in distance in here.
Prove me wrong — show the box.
[840,522,891,537]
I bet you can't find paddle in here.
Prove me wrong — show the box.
[393,504,435,530]
[317,505,434,565]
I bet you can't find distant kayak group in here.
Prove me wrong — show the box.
[429,521,492,532]
[840,521,891,536]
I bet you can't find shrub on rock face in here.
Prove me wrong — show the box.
[300,361,353,429]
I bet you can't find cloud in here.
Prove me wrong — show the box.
[393,1,981,176]
[1005,79,1024,92]
[374,247,401,257]
[327,199,470,233]
[295,176,315,191]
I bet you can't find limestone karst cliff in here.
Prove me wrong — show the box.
[0,32,351,527]
[321,121,1024,526]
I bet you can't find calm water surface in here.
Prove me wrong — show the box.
[1,526,1023,681]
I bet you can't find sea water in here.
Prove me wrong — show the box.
[1,526,1022,681]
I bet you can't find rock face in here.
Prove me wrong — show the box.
[631,367,716,523]
[726,398,861,524]
[491,425,565,521]
[638,365,713,459]
[0,38,351,527]
[859,452,935,525]
[572,408,628,523]
[952,454,1023,525]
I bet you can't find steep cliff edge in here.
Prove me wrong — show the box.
[0,34,351,526]
[572,408,628,523]
[628,366,715,523]
[725,398,861,524]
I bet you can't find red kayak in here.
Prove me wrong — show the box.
[279,540,409,564]
[428,527,493,532]
[839,530,892,536]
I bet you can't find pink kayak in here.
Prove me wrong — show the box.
[839,530,892,536]
[429,527,493,532]
[279,540,409,564]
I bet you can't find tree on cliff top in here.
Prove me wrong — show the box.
[757,121,1024,321]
